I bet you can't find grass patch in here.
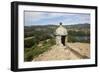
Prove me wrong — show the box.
[24,39,55,61]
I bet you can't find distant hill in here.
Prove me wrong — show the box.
[24,23,90,31]
[64,23,90,29]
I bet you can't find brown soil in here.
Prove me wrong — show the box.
[33,43,90,61]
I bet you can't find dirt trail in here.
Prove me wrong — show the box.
[33,43,90,61]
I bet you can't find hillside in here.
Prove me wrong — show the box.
[24,23,90,61]
[24,23,90,32]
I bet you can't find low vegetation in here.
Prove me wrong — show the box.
[68,30,90,43]
[24,39,55,61]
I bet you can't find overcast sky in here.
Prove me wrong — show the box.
[24,11,90,26]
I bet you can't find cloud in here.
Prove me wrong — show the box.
[24,11,90,26]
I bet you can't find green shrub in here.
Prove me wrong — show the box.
[24,39,35,48]
[24,49,33,61]
[68,35,90,43]
[68,30,90,36]
[24,38,56,61]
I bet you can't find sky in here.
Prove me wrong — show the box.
[24,11,90,26]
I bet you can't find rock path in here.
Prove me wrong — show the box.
[33,43,90,61]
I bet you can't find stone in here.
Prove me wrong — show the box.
[55,22,68,47]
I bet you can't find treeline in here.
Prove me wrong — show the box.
[68,30,90,36]
[24,23,90,38]
[68,30,90,43]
